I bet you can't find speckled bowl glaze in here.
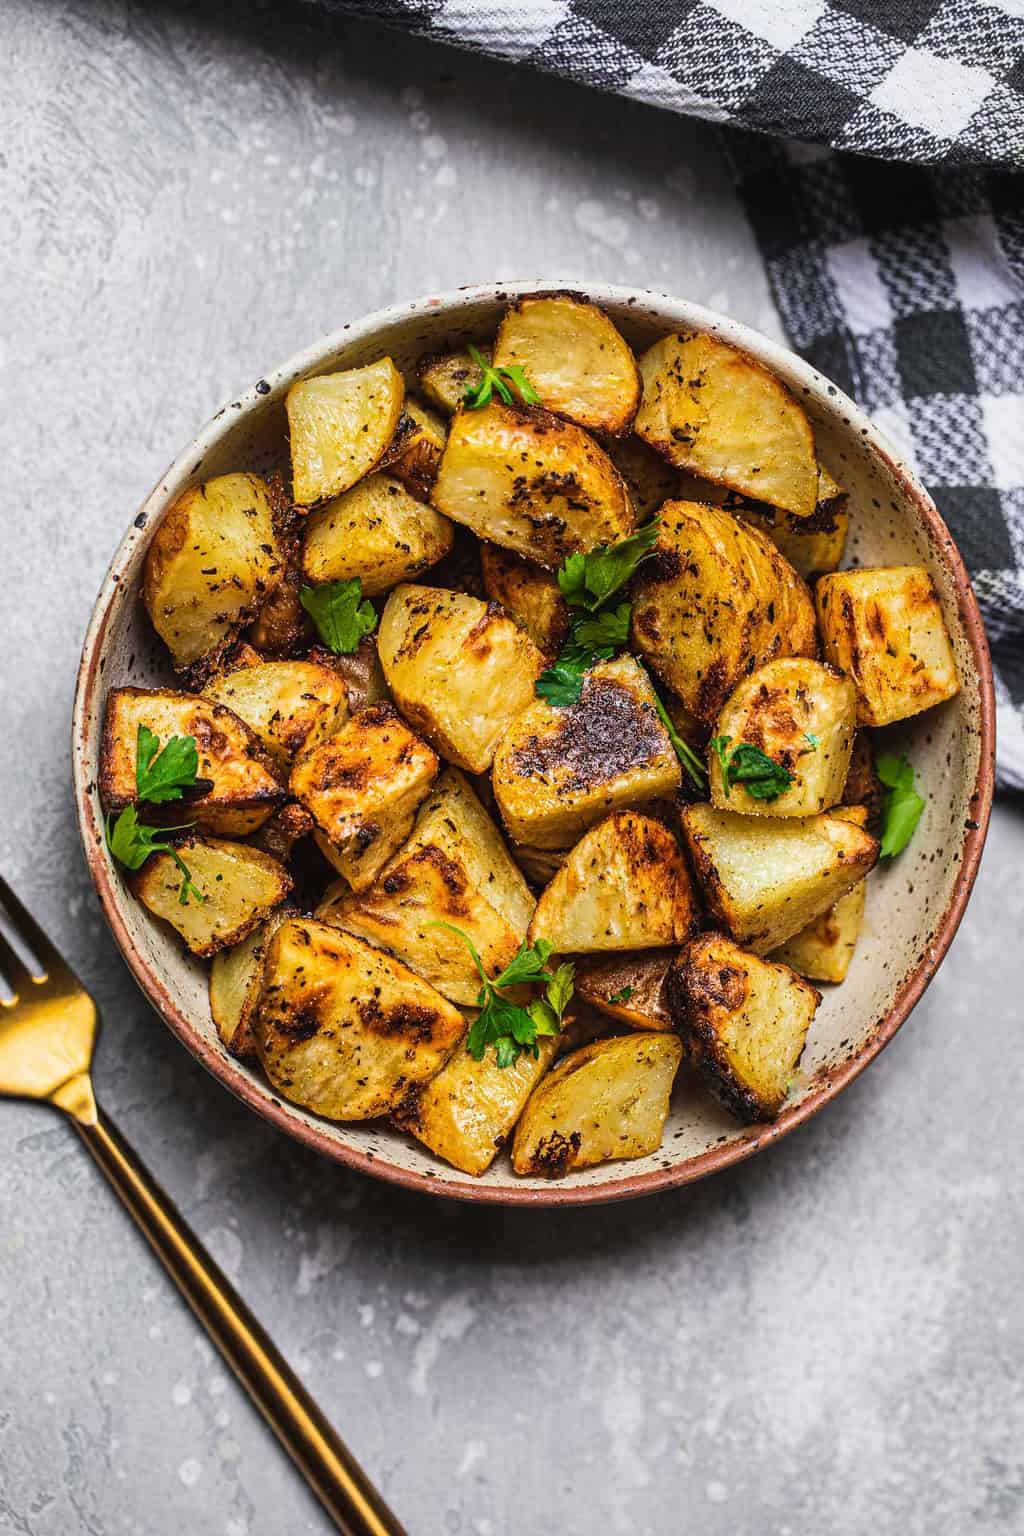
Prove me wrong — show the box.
[72,282,994,1205]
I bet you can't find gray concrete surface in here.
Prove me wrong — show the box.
[2,2,1023,1532]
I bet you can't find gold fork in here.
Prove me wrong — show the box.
[0,874,406,1536]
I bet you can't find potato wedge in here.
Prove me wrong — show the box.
[574,948,675,1031]
[528,813,696,953]
[431,401,635,569]
[816,565,960,726]
[492,654,681,851]
[669,932,819,1121]
[634,331,818,518]
[257,918,464,1120]
[286,357,404,505]
[604,434,681,521]
[203,657,349,769]
[492,294,640,436]
[732,466,849,580]
[479,544,570,656]
[417,347,489,416]
[680,802,878,954]
[290,702,439,893]
[133,838,291,958]
[143,474,284,669]
[709,658,857,818]
[209,907,291,1059]
[301,473,454,596]
[381,399,448,502]
[629,501,817,723]
[771,879,866,985]
[100,687,284,836]
[377,584,544,773]
[511,1033,683,1177]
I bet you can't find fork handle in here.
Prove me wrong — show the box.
[71,1104,407,1536]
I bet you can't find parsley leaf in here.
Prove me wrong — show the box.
[427,922,574,1068]
[648,682,707,790]
[573,602,632,653]
[535,660,588,708]
[711,736,794,802]
[463,345,542,410]
[609,985,633,1004]
[876,751,925,858]
[557,519,660,613]
[300,579,378,654]
[105,807,204,906]
[135,724,200,804]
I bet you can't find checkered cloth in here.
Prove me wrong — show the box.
[321,0,1024,787]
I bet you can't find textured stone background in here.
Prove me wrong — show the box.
[2,3,1023,1533]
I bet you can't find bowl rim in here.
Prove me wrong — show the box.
[72,279,995,1207]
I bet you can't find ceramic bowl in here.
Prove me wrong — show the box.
[72,281,995,1205]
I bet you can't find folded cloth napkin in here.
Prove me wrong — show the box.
[324,0,1024,787]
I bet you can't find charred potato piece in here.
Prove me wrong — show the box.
[431,401,635,569]
[209,908,292,1059]
[635,331,818,518]
[257,919,464,1120]
[203,657,349,769]
[322,636,391,714]
[710,658,857,818]
[492,294,641,436]
[302,473,453,596]
[143,474,284,669]
[816,565,960,726]
[511,1033,683,1177]
[417,346,489,416]
[133,838,291,958]
[249,802,315,864]
[479,544,570,656]
[842,730,883,836]
[732,466,849,580]
[574,948,675,1032]
[377,584,544,773]
[669,932,819,1121]
[604,434,682,521]
[381,399,448,502]
[630,501,817,724]
[528,813,696,953]
[286,357,404,505]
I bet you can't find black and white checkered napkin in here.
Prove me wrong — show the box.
[326,0,1024,787]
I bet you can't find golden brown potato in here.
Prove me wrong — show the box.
[511,843,568,888]
[732,466,849,580]
[209,908,292,1059]
[249,802,315,864]
[203,657,349,769]
[100,687,284,836]
[574,948,675,1032]
[771,879,866,985]
[416,347,489,416]
[629,501,817,723]
[286,357,405,505]
[133,838,292,958]
[143,474,284,669]
[381,399,448,502]
[634,331,818,518]
[377,584,545,773]
[680,802,878,954]
[491,294,640,435]
[511,1033,683,1177]
[257,919,465,1120]
[816,565,960,726]
[479,544,570,656]
[290,702,439,893]
[492,654,681,851]
[431,401,635,569]
[301,473,454,596]
[842,730,883,836]
[604,434,682,521]
[669,932,819,1121]
[528,813,697,953]
[709,658,857,818]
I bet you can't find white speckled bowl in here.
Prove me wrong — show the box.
[72,282,994,1206]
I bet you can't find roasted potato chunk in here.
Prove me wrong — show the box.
[249,802,315,864]
[133,838,292,958]
[203,656,349,769]
[816,565,960,726]
[511,1033,683,1177]
[492,294,640,436]
[143,474,284,669]
[710,658,857,818]
[574,948,675,1032]
[377,584,544,773]
[322,636,391,715]
[286,357,404,505]
[732,466,849,580]
[772,880,866,985]
[842,731,883,835]
[604,434,681,521]
[681,802,878,954]
[492,654,681,851]
[290,702,439,893]
[528,813,696,953]
[301,473,454,596]
[635,331,818,518]
[431,401,635,569]
[479,544,570,656]
[257,919,465,1120]
[416,346,489,416]
[100,687,284,836]
[209,908,291,1059]
[630,501,817,723]
[669,932,819,1121]
[381,400,448,502]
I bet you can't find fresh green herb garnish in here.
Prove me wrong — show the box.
[427,921,574,1068]
[105,807,204,906]
[463,345,542,410]
[710,736,795,802]
[802,732,820,752]
[649,683,707,790]
[556,520,661,611]
[135,723,200,803]
[300,579,377,654]
[876,752,925,858]
[609,985,633,1004]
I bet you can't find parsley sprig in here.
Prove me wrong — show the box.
[106,806,205,906]
[428,921,574,1069]
[710,736,796,803]
[463,344,541,410]
[649,683,707,790]
[106,725,205,904]
[301,579,377,654]
[876,752,925,858]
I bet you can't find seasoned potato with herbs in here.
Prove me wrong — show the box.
[511,1033,683,1177]
[528,813,696,953]
[381,400,448,502]
[635,331,818,518]
[203,655,349,769]
[493,654,681,851]
[492,294,641,436]
[417,347,489,416]
[574,948,675,1032]
[681,802,878,954]
[732,465,849,580]
[479,544,570,656]
[302,473,454,596]
[630,501,817,723]
[709,658,856,818]
[669,932,819,1121]
[209,908,292,1059]
[143,474,284,669]
[286,357,405,505]
[605,434,682,521]
[133,838,292,958]
[816,565,960,726]
[377,584,545,773]
[431,401,635,569]
[257,919,465,1120]
[290,702,439,893]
